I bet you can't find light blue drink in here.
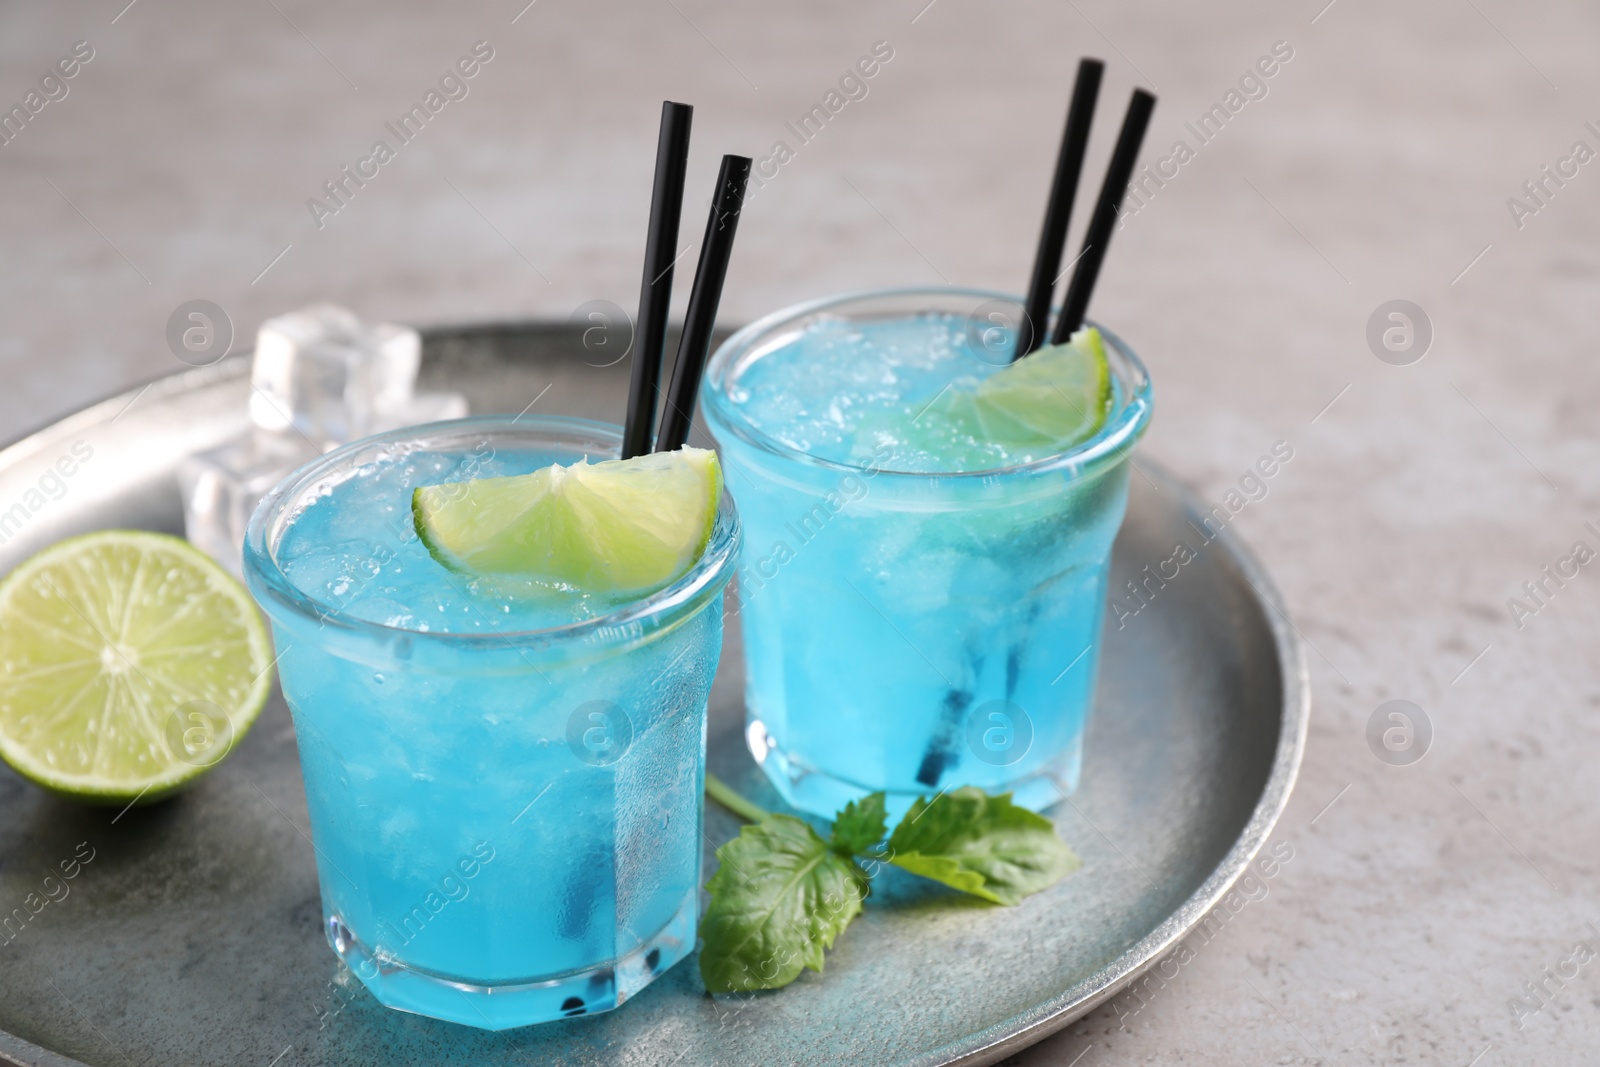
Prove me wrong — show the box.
[243,416,738,1030]
[702,289,1151,821]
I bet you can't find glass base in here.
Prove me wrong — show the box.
[325,890,696,1030]
[751,718,1083,822]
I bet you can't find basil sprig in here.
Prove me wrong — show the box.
[699,776,1080,994]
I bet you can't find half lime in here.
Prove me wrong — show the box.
[0,530,273,803]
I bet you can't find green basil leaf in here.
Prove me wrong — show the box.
[886,787,1080,905]
[699,815,869,993]
[829,792,888,855]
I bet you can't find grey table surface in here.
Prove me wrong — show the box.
[1,1,1596,1064]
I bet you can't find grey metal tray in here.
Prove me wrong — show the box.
[0,322,1307,1067]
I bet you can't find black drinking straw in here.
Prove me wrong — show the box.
[1014,58,1104,362]
[622,101,694,460]
[654,154,752,453]
[1049,88,1156,344]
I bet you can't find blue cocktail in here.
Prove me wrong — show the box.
[243,415,738,1029]
[702,288,1151,821]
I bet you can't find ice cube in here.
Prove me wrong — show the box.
[249,303,422,446]
[178,429,319,576]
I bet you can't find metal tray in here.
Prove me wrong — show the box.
[0,322,1308,1067]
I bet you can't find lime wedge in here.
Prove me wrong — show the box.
[853,327,1113,471]
[0,530,273,803]
[413,447,722,595]
[969,326,1112,449]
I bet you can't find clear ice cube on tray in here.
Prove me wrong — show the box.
[182,303,470,572]
[249,303,422,447]
[178,429,320,576]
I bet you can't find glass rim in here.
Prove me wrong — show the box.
[701,285,1153,480]
[242,414,740,648]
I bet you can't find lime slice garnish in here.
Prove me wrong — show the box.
[853,326,1113,471]
[0,530,273,803]
[969,326,1112,449]
[412,447,722,595]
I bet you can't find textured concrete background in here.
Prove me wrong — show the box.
[2,0,1598,1063]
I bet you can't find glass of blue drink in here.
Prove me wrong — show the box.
[702,287,1151,821]
[242,415,738,1030]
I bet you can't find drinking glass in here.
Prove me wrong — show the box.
[701,288,1151,820]
[243,415,739,1029]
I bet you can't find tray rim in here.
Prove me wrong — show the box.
[0,321,1310,1067]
